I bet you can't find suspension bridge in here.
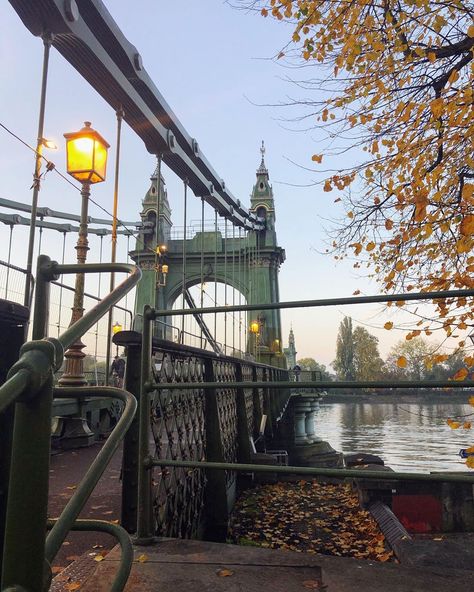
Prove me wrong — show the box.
[1,1,474,591]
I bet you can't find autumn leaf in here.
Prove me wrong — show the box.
[217,569,234,577]
[302,580,324,589]
[452,367,468,381]
[366,242,375,251]
[469,396,474,407]
[463,422,472,430]
[466,456,474,469]
[446,419,461,430]
[384,322,393,330]
[94,555,104,562]
[137,554,148,563]
[460,216,474,236]
[65,584,81,592]
[397,356,407,368]
[312,154,323,163]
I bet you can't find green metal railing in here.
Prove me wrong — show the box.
[135,287,474,539]
[0,255,141,592]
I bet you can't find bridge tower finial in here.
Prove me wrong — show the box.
[257,140,268,177]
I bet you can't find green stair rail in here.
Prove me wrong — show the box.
[0,254,140,592]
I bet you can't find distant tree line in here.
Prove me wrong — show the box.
[298,316,468,385]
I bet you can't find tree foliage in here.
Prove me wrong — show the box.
[333,317,356,380]
[353,326,385,380]
[385,337,469,380]
[334,318,384,380]
[254,0,474,342]
[297,357,332,379]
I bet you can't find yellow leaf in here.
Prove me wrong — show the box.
[469,396,474,407]
[323,180,332,192]
[217,569,234,577]
[312,154,323,163]
[397,356,407,368]
[460,215,474,236]
[466,456,474,469]
[447,419,461,429]
[366,242,375,251]
[463,422,471,430]
[137,554,148,563]
[384,322,393,330]
[395,261,404,271]
[468,24,474,38]
[453,367,468,381]
[94,555,104,562]
[65,584,81,592]
[385,219,393,230]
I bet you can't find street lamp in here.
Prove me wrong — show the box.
[155,244,169,287]
[112,321,123,356]
[59,122,109,387]
[250,320,260,361]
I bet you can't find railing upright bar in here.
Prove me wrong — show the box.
[136,305,154,543]
[45,387,137,562]
[1,256,56,592]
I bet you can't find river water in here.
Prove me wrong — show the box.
[314,401,474,472]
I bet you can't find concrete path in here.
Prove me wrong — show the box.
[77,538,473,591]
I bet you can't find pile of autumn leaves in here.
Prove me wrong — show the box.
[229,480,393,562]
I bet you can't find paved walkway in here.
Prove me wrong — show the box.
[75,538,473,591]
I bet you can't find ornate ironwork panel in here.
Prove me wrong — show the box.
[150,349,206,538]
[213,359,238,491]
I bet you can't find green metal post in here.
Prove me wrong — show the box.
[235,363,252,463]
[121,339,142,533]
[2,256,55,591]
[136,305,154,543]
[202,357,228,541]
[252,365,262,439]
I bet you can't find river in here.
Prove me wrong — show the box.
[314,400,474,472]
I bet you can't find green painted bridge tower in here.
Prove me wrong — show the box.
[131,143,286,367]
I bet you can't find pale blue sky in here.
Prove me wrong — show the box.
[0,0,431,366]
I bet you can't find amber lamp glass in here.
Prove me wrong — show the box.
[112,321,123,335]
[64,121,110,183]
[250,321,260,334]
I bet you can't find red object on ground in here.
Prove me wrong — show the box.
[392,494,442,533]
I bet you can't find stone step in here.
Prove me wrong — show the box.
[76,537,474,592]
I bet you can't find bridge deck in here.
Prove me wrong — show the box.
[72,537,472,592]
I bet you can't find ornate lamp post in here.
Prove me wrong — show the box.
[112,321,122,357]
[155,244,169,287]
[59,122,109,386]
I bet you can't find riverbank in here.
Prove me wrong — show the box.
[323,391,473,404]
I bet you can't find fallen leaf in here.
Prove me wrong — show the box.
[137,554,148,563]
[94,555,104,562]
[302,580,324,589]
[65,583,81,591]
[217,568,234,577]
